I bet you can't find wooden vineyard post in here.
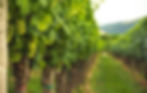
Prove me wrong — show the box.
[0,0,8,93]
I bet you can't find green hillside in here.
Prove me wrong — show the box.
[101,20,138,34]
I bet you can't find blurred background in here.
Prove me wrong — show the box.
[0,0,147,93]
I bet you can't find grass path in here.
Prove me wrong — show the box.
[88,53,147,93]
[113,55,147,89]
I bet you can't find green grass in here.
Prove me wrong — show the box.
[90,53,147,93]
[27,76,42,93]
[27,68,43,93]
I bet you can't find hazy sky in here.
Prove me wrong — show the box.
[93,0,147,26]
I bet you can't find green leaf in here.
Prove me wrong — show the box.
[39,0,48,7]
[10,51,22,63]
[31,15,52,32]
[16,0,30,16]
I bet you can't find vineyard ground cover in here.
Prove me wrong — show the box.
[112,55,147,89]
[89,53,147,93]
[111,53,147,80]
